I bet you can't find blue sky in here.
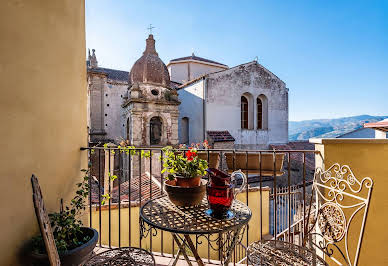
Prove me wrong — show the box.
[86,0,387,121]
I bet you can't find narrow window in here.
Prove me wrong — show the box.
[126,118,130,140]
[241,96,248,129]
[181,117,189,144]
[257,98,263,129]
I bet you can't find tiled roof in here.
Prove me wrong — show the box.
[207,131,235,142]
[170,80,182,89]
[87,65,180,89]
[269,141,316,186]
[90,177,104,204]
[269,141,315,172]
[111,174,162,203]
[364,119,388,132]
[90,173,163,204]
[88,67,129,82]
[170,55,227,67]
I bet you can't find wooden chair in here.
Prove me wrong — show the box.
[31,175,155,266]
[247,163,374,265]
[224,152,285,176]
[31,174,61,266]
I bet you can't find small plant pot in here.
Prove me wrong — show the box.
[175,176,201,187]
[165,179,206,206]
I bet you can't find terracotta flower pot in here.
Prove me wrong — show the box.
[165,179,206,206]
[175,176,201,187]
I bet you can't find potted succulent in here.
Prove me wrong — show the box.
[161,146,208,206]
[26,168,98,266]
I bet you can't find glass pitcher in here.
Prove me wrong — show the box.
[205,168,247,219]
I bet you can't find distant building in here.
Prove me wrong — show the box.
[167,53,228,84]
[178,61,289,149]
[363,119,388,139]
[336,119,388,139]
[336,127,377,139]
[87,49,129,143]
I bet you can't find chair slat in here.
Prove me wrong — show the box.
[31,174,61,266]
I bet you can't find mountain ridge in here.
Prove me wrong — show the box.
[289,115,388,140]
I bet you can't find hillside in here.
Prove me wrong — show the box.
[289,115,388,140]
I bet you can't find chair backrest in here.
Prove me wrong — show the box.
[225,152,285,171]
[31,175,61,266]
[310,164,373,266]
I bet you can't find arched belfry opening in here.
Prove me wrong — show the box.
[150,116,162,145]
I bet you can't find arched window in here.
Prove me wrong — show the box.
[181,117,189,144]
[241,96,248,129]
[257,94,268,129]
[150,117,162,145]
[257,98,263,129]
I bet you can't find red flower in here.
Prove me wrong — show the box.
[186,149,197,161]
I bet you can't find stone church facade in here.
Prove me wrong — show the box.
[178,61,289,149]
[87,35,288,150]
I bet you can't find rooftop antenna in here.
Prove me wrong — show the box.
[147,24,155,35]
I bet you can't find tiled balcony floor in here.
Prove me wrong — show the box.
[94,246,246,266]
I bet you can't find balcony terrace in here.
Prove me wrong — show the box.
[78,140,387,265]
[2,1,387,265]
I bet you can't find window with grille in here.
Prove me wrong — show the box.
[241,96,248,129]
[257,98,263,129]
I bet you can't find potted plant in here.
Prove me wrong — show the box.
[161,145,208,206]
[26,168,98,266]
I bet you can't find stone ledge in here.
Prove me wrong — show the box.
[309,138,388,144]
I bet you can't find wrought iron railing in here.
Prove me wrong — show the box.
[80,146,320,264]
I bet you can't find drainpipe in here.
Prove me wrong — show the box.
[203,77,208,141]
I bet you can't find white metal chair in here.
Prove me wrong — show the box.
[247,163,373,266]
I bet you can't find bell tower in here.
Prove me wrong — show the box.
[123,34,180,147]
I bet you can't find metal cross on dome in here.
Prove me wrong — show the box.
[147,24,155,34]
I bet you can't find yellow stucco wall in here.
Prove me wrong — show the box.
[90,188,270,261]
[0,1,86,265]
[311,138,388,265]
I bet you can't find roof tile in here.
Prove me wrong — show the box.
[207,131,235,142]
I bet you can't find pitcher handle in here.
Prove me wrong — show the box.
[231,170,247,197]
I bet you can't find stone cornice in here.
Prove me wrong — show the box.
[122,98,180,108]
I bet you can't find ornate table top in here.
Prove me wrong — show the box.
[140,196,251,235]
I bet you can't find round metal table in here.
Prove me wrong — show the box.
[140,195,252,266]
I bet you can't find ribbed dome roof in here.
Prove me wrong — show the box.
[129,34,170,87]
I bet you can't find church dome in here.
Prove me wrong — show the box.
[129,34,170,87]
